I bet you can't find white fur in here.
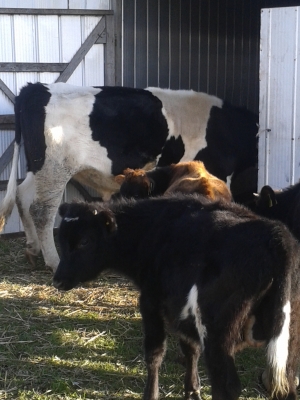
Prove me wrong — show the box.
[180,285,206,347]
[147,88,223,162]
[267,301,290,394]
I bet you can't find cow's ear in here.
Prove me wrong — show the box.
[259,185,277,208]
[115,174,125,185]
[95,210,117,234]
[59,203,69,218]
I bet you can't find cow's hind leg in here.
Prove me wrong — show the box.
[30,168,70,272]
[16,172,40,266]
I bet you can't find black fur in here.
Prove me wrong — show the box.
[53,194,300,400]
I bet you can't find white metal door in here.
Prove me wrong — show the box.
[259,6,300,191]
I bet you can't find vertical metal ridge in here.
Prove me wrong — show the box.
[134,0,136,87]
[146,0,149,87]
[168,0,171,88]
[291,7,298,184]
[197,2,201,91]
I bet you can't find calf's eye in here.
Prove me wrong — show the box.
[78,237,89,248]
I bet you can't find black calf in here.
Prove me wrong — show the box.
[53,194,300,400]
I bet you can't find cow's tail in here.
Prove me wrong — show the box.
[265,250,293,398]
[0,142,20,231]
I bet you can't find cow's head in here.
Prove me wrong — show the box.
[53,201,117,291]
[115,168,154,199]
[248,185,278,217]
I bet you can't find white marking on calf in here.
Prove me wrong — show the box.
[267,301,290,395]
[180,284,206,347]
[147,87,223,162]
[64,217,79,222]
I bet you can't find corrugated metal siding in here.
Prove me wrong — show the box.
[122,0,261,113]
[0,3,109,233]
[122,0,300,114]
[258,6,300,190]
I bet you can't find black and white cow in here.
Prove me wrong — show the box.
[53,194,300,400]
[0,82,258,271]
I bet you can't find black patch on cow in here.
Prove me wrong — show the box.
[89,87,169,175]
[15,82,51,173]
[194,102,258,187]
[157,135,185,167]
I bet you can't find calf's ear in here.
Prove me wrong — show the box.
[259,185,277,208]
[59,203,70,218]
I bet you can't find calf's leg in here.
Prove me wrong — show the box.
[140,296,166,400]
[204,336,241,400]
[179,338,201,400]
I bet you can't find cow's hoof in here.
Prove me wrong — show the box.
[25,249,37,267]
[184,390,201,400]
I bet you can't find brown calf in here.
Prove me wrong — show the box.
[115,160,232,202]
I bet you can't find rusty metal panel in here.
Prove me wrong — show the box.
[259,6,300,190]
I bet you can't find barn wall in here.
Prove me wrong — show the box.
[121,0,300,114]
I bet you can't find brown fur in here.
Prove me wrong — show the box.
[116,161,232,202]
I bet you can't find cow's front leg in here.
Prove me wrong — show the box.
[16,172,41,266]
[179,339,201,400]
[30,171,69,272]
[140,295,166,400]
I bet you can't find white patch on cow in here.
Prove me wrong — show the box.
[50,125,64,144]
[267,301,290,394]
[147,87,223,162]
[64,217,79,222]
[44,84,113,176]
[180,284,206,347]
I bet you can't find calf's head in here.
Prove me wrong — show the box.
[53,202,117,291]
[115,168,154,198]
[248,185,278,217]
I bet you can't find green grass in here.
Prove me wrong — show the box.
[0,236,270,399]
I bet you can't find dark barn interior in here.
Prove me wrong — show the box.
[121,0,300,114]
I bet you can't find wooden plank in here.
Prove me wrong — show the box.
[0,114,15,131]
[56,17,106,83]
[104,15,115,86]
[0,140,14,175]
[0,79,15,104]
[0,63,68,72]
[112,0,122,86]
[0,115,14,124]
[0,9,113,16]
[0,179,23,191]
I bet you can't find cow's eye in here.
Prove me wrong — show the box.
[78,237,89,248]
